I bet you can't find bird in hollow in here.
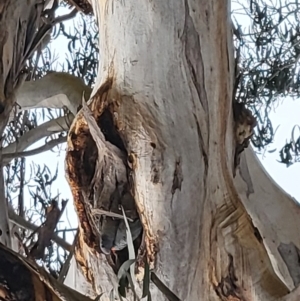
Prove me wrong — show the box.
[100,218,142,255]
[98,179,142,255]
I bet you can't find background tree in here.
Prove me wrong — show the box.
[1,0,300,301]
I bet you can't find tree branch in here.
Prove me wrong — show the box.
[58,229,78,283]
[0,165,12,247]
[236,148,300,290]
[8,207,72,252]
[2,114,73,165]
[0,243,92,301]
[3,135,66,161]
[53,8,78,25]
[15,72,92,116]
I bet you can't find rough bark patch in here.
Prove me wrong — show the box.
[214,254,245,301]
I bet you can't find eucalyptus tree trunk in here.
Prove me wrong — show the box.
[1,0,300,301]
[65,0,300,300]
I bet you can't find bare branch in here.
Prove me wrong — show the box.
[3,135,66,161]
[2,114,73,165]
[8,207,72,252]
[53,8,78,25]
[30,200,68,259]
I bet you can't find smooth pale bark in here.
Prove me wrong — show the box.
[64,0,300,300]
[15,72,92,116]
[237,148,300,291]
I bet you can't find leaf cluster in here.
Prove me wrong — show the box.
[233,0,300,165]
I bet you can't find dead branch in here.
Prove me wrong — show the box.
[8,207,72,252]
[30,200,68,259]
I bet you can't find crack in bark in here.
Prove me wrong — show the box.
[150,144,162,184]
[182,1,210,197]
[171,157,183,194]
[193,114,209,176]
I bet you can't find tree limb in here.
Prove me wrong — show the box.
[15,72,92,116]
[3,135,66,161]
[236,148,300,290]
[58,229,78,283]
[0,165,12,247]
[2,114,73,165]
[0,243,92,301]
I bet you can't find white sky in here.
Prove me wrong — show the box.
[13,3,300,245]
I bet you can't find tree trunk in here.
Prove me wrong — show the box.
[1,0,300,300]
[65,0,300,300]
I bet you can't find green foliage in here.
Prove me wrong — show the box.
[232,0,300,165]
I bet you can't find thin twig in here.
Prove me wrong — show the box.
[2,135,66,161]
[91,208,134,222]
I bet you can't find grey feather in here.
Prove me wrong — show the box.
[112,219,143,251]
[100,217,119,255]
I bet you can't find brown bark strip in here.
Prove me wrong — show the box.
[214,254,245,301]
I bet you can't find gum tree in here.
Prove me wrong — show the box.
[1,0,300,301]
